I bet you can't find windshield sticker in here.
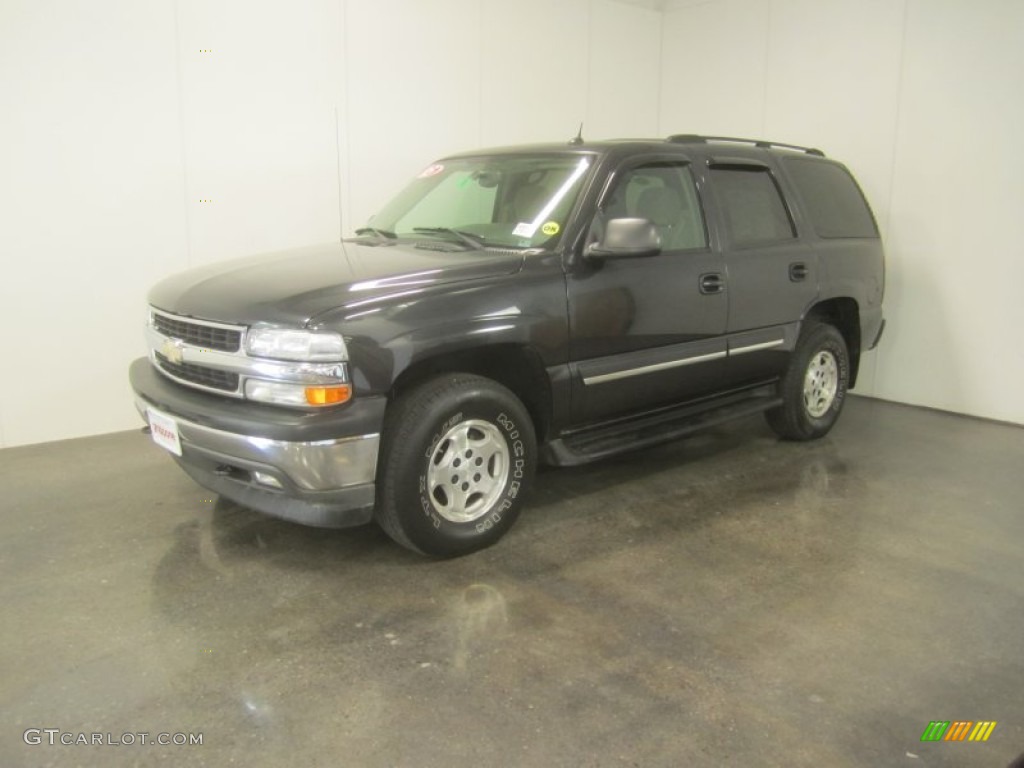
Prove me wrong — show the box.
[417,163,445,179]
[541,221,560,236]
[512,222,536,238]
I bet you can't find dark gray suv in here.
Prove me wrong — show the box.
[130,134,885,556]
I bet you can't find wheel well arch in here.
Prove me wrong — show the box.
[388,344,553,442]
[806,297,862,386]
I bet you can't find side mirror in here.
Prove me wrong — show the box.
[586,217,661,259]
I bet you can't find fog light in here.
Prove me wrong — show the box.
[252,471,283,489]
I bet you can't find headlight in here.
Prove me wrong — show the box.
[246,329,347,361]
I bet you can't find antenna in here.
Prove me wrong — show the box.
[568,123,584,145]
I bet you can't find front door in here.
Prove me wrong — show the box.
[567,157,728,425]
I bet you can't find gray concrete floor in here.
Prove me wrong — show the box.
[1,396,1022,767]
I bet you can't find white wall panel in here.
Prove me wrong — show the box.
[874,0,1024,423]
[479,0,590,147]
[760,0,906,396]
[659,0,769,137]
[762,0,904,234]
[18,0,1017,442]
[343,0,481,233]
[659,0,1024,423]
[588,0,661,138]
[0,0,666,447]
[175,0,342,265]
[0,0,188,446]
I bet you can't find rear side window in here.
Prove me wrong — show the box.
[709,167,795,246]
[785,158,878,238]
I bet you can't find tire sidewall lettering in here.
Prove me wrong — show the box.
[497,412,525,475]
[414,405,532,535]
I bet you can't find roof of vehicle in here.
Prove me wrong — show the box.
[445,134,827,160]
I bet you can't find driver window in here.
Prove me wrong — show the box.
[603,162,707,251]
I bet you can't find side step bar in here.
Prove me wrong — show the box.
[542,387,782,466]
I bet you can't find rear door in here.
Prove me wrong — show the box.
[702,157,819,386]
[567,155,728,425]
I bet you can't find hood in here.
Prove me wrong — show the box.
[148,241,525,327]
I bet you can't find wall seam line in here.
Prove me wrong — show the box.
[656,3,665,133]
[171,0,194,268]
[761,0,771,135]
[478,0,484,147]
[585,0,593,134]
[334,0,345,240]
[341,0,354,235]
[870,0,911,397]
[884,0,910,240]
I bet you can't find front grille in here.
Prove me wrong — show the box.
[153,312,242,352]
[156,353,240,393]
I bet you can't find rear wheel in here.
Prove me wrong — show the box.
[376,374,537,557]
[765,321,850,441]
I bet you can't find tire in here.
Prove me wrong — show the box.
[765,321,850,441]
[375,374,537,557]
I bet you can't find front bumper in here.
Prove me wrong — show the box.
[130,358,385,528]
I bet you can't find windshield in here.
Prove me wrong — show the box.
[365,153,594,249]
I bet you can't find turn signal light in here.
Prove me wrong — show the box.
[305,385,352,406]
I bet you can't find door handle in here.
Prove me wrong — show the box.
[699,273,724,295]
[789,262,809,282]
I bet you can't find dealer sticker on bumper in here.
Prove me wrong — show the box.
[147,407,182,457]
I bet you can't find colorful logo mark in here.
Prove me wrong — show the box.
[920,721,996,742]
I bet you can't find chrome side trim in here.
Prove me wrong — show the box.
[729,339,785,356]
[583,350,727,385]
[135,397,379,491]
[582,335,788,387]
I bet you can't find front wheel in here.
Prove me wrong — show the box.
[375,374,537,557]
[765,321,850,441]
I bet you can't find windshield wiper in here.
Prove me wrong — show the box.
[354,227,397,239]
[412,227,486,249]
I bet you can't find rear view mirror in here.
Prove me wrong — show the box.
[586,218,661,259]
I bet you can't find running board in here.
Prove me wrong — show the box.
[542,387,782,466]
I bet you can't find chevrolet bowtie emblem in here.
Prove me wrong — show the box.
[161,338,185,364]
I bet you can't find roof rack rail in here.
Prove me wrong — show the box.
[666,134,825,157]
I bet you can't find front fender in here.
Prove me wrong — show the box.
[315,262,569,394]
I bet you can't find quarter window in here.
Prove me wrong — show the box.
[784,158,878,238]
[710,166,795,246]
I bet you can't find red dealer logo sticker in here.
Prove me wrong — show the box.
[417,163,444,179]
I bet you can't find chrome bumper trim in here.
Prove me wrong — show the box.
[135,397,379,492]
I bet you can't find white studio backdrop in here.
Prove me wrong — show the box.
[660,0,1024,425]
[0,0,1020,448]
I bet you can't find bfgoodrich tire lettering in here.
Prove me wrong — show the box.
[376,374,537,557]
[766,321,850,441]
